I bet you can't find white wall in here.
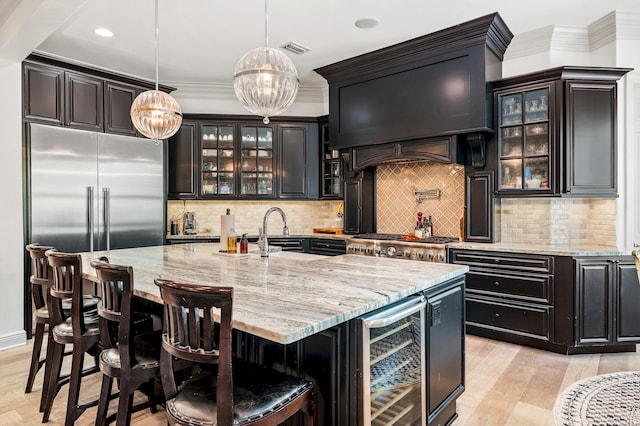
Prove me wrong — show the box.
[0,62,26,349]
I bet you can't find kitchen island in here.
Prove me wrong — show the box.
[80,243,469,425]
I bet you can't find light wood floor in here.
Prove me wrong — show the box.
[0,334,638,425]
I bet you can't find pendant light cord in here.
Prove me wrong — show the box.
[264,0,269,48]
[154,0,159,91]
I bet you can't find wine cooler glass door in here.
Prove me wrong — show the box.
[360,295,427,426]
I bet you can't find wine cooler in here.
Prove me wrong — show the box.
[360,295,427,426]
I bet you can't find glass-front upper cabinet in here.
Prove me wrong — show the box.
[200,124,235,196]
[240,125,274,196]
[498,86,551,194]
[320,122,341,197]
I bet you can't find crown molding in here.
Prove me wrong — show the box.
[588,12,617,50]
[551,26,590,53]
[169,81,328,104]
[504,25,554,60]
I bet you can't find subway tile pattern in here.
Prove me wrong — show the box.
[167,199,344,236]
[376,162,465,237]
[499,198,617,246]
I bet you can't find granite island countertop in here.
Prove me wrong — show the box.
[80,243,468,344]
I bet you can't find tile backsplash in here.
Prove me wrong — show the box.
[376,162,465,237]
[167,199,344,236]
[499,198,617,246]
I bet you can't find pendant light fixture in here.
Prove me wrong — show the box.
[130,0,182,139]
[233,0,299,124]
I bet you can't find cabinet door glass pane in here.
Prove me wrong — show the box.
[525,123,549,156]
[501,93,522,126]
[524,157,549,189]
[201,125,234,195]
[241,126,273,196]
[500,127,523,157]
[524,89,549,123]
[500,159,522,189]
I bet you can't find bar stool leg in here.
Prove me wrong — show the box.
[95,374,113,426]
[64,351,85,426]
[42,341,64,423]
[25,322,46,393]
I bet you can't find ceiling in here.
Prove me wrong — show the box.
[3,0,640,90]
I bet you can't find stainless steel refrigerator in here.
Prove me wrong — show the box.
[27,123,165,252]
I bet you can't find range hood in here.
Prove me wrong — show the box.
[315,13,513,170]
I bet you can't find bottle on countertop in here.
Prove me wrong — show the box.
[240,234,248,254]
[425,215,433,237]
[414,221,424,239]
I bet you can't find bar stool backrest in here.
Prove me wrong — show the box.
[91,261,136,370]
[26,244,54,311]
[45,250,87,337]
[154,279,234,424]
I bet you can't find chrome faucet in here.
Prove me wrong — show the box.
[258,207,289,257]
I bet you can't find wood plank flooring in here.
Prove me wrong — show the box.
[0,334,638,425]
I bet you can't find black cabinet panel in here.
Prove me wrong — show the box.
[466,271,553,304]
[23,62,64,124]
[615,261,640,342]
[467,296,552,341]
[465,171,494,242]
[277,123,318,199]
[105,81,139,135]
[308,238,346,256]
[575,261,612,344]
[565,82,617,196]
[168,122,197,199]
[427,284,465,419]
[64,72,104,131]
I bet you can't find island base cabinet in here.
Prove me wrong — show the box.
[233,277,466,425]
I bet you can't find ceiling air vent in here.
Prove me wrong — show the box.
[281,41,311,55]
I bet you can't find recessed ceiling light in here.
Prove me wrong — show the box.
[355,17,380,30]
[93,28,114,38]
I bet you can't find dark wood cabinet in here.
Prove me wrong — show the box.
[168,115,320,200]
[104,81,140,136]
[308,238,346,256]
[277,123,319,199]
[492,66,630,198]
[23,55,166,135]
[450,248,640,354]
[168,121,197,199]
[464,171,495,242]
[319,116,341,198]
[343,167,375,234]
[64,71,103,131]
[23,61,64,125]
[575,257,640,346]
[450,249,555,343]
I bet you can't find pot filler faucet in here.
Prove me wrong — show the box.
[258,207,289,257]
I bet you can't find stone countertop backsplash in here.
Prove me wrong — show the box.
[449,241,637,257]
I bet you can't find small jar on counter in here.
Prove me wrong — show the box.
[240,234,248,254]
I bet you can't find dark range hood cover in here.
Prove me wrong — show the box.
[315,13,513,167]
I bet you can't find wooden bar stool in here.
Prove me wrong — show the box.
[155,278,318,426]
[25,244,56,411]
[91,259,162,425]
[42,250,102,426]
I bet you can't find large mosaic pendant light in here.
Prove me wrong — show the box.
[130,0,182,139]
[233,0,299,124]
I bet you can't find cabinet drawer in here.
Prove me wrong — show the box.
[466,271,553,304]
[450,250,553,273]
[308,238,346,256]
[267,238,308,252]
[466,296,553,341]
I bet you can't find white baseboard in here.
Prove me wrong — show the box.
[0,330,27,351]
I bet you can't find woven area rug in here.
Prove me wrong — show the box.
[553,371,640,425]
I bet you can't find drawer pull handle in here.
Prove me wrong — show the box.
[494,281,500,286]
[494,313,500,317]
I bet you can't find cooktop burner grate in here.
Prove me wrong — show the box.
[351,234,459,244]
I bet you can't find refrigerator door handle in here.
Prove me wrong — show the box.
[103,187,111,251]
[88,186,94,252]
